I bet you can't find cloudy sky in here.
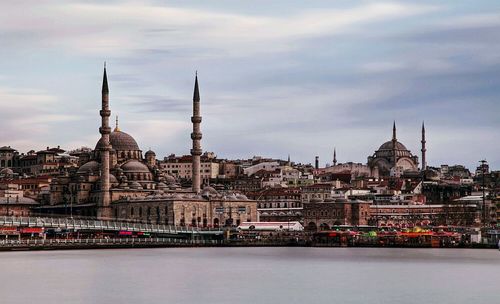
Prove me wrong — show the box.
[1,0,499,170]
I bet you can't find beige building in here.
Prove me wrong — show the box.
[113,190,257,227]
[160,153,220,184]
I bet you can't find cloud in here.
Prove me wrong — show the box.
[0,1,437,57]
[0,1,499,171]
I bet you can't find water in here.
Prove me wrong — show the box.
[0,247,498,304]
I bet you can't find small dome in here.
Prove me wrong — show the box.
[202,186,218,195]
[109,174,118,183]
[164,174,176,184]
[97,174,118,183]
[157,182,167,190]
[128,181,142,190]
[95,130,140,151]
[121,160,150,173]
[145,150,156,156]
[0,168,14,175]
[77,161,99,174]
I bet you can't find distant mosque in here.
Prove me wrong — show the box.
[367,121,426,177]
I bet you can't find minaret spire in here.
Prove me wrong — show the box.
[333,148,337,166]
[102,63,109,94]
[191,72,202,193]
[421,121,427,171]
[98,63,112,219]
[392,121,397,168]
[392,121,397,141]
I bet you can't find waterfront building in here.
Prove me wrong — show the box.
[0,183,39,216]
[303,198,371,230]
[370,203,478,227]
[246,188,302,222]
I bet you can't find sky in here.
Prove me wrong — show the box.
[1,0,499,170]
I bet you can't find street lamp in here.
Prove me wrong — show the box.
[479,160,487,227]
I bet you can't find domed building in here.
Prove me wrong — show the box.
[43,67,257,226]
[368,122,423,177]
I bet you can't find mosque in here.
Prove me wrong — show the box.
[367,122,426,177]
[45,67,257,227]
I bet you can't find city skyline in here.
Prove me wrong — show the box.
[1,1,499,169]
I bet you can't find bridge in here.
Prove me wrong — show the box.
[0,216,224,236]
[0,237,222,250]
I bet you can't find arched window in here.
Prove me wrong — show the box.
[139,207,143,217]
[131,207,135,216]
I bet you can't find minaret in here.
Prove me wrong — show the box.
[392,121,397,168]
[191,72,202,193]
[98,64,112,219]
[421,121,426,171]
[333,148,337,166]
[315,156,319,169]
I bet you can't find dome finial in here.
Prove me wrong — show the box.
[114,115,120,132]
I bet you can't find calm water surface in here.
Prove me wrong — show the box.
[0,247,498,304]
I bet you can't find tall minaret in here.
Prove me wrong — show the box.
[421,121,427,171]
[98,64,112,219]
[191,72,202,193]
[392,121,397,168]
[333,148,337,166]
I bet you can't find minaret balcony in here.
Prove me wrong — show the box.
[191,133,202,140]
[191,116,202,123]
[99,127,112,134]
[191,148,202,156]
[100,110,111,117]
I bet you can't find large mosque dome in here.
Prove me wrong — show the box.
[378,140,408,151]
[95,130,140,151]
[375,140,412,158]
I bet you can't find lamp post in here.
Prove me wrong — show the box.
[479,160,487,227]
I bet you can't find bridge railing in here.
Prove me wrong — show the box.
[0,237,221,247]
[0,216,223,234]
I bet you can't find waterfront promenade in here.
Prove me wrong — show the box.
[0,216,498,251]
